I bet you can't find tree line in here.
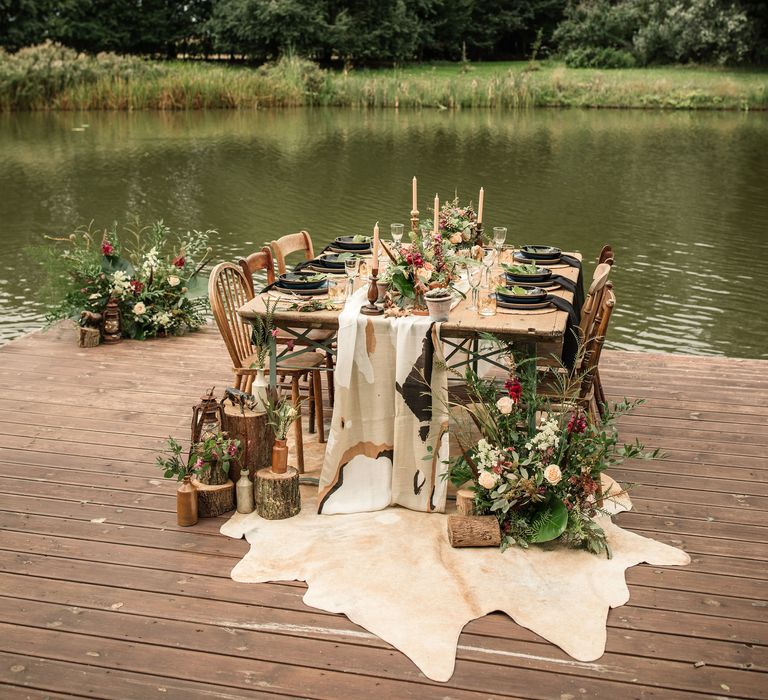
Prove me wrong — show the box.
[2,0,766,66]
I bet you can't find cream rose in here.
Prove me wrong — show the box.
[449,232,462,245]
[496,396,514,415]
[132,302,146,316]
[416,267,432,281]
[478,470,499,490]
[168,275,181,287]
[543,464,562,485]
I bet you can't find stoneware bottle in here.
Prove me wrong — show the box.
[272,439,288,474]
[236,468,254,514]
[177,475,198,527]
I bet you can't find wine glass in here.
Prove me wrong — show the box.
[464,262,483,312]
[391,223,404,247]
[481,246,496,286]
[493,227,507,256]
[344,256,359,296]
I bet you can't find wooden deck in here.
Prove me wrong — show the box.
[0,323,765,700]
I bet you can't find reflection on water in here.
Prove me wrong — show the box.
[1,108,766,358]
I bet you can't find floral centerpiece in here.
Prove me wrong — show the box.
[41,220,213,340]
[381,228,461,309]
[445,342,661,557]
[423,196,477,248]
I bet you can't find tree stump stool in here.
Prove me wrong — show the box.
[255,467,301,520]
[78,326,100,348]
[447,515,501,548]
[455,488,476,516]
[221,404,274,480]
[192,478,235,518]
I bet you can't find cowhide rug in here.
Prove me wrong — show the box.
[220,478,690,682]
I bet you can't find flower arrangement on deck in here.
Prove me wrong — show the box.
[445,340,661,557]
[41,220,213,340]
[157,431,241,486]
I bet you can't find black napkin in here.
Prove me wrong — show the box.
[557,254,584,312]
[545,295,580,371]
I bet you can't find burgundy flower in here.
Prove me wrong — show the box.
[129,279,144,295]
[504,378,522,402]
[101,241,114,256]
[227,442,238,457]
[567,412,587,434]
[172,255,185,268]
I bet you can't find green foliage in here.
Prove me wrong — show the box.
[554,0,756,66]
[529,496,569,542]
[156,436,198,481]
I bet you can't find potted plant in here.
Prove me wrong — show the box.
[155,437,200,527]
[425,287,453,322]
[264,397,299,474]
[194,431,241,486]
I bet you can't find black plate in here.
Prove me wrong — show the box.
[274,282,329,296]
[496,286,548,304]
[520,245,561,261]
[514,251,562,266]
[504,265,552,284]
[312,253,348,270]
[277,272,328,290]
[496,297,551,311]
[334,236,372,251]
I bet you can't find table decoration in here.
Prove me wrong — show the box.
[422,194,478,249]
[424,287,453,321]
[410,176,419,232]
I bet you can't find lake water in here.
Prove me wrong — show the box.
[1,108,766,358]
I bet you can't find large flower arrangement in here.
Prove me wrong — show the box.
[446,342,661,557]
[381,228,461,308]
[42,220,213,340]
[423,196,477,247]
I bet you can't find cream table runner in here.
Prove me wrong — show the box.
[317,289,450,514]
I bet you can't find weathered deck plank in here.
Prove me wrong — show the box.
[0,323,766,699]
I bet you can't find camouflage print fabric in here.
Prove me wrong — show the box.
[318,290,449,515]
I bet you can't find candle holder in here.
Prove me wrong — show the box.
[360,268,384,316]
[475,222,485,247]
[410,209,419,234]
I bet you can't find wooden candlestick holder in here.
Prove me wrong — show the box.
[360,268,384,316]
[410,209,419,234]
[475,222,485,246]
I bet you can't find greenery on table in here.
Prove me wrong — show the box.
[443,340,661,557]
[39,219,212,341]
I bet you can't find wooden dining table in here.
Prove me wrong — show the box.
[237,251,583,386]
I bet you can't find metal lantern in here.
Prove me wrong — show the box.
[191,387,223,445]
[101,297,122,344]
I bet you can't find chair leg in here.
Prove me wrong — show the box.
[243,373,254,393]
[313,369,325,443]
[291,376,304,474]
[234,373,243,391]
[308,371,316,435]
[325,352,335,406]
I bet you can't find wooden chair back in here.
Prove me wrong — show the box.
[579,283,615,396]
[208,262,254,372]
[270,230,314,275]
[598,245,615,266]
[578,262,611,341]
[237,246,275,296]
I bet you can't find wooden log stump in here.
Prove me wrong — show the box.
[192,478,235,518]
[221,404,274,480]
[447,515,501,548]
[78,326,100,348]
[456,488,476,516]
[255,467,301,520]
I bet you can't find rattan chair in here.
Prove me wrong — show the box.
[208,262,325,472]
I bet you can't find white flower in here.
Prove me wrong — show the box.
[167,275,180,287]
[544,465,562,485]
[478,470,499,490]
[525,416,561,452]
[154,311,172,327]
[88,293,100,300]
[496,396,514,414]
[132,302,146,316]
[141,247,159,275]
[416,267,432,281]
[110,270,132,298]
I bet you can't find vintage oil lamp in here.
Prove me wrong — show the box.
[101,297,122,344]
[191,387,223,444]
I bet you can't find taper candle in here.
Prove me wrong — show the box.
[477,187,484,225]
[412,177,417,212]
[433,193,439,234]
[373,221,380,264]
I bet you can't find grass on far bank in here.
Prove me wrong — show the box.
[2,50,767,112]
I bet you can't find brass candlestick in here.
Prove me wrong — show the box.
[410,209,419,234]
[360,268,384,316]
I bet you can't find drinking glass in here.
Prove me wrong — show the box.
[481,246,496,286]
[478,288,497,317]
[499,244,515,265]
[344,257,359,295]
[327,279,346,304]
[493,226,507,250]
[464,262,483,312]
[391,223,404,247]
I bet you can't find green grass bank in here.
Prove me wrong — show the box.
[2,46,766,112]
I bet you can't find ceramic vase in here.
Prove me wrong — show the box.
[253,368,269,411]
[236,468,254,514]
[426,294,452,322]
[271,439,288,474]
[177,475,198,527]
